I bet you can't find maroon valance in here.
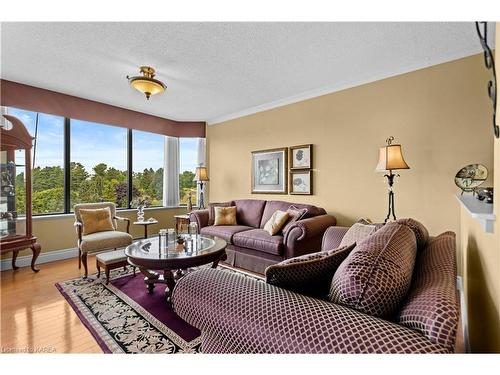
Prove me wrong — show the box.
[0,79,205,138]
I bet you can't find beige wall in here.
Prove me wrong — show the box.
[458,25,500,353]
[1,207,188,259]
[207,54,494,243]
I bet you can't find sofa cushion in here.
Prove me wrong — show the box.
[263,210,290,235]
[200,225,254,244]
[265,243,356,299]
[80,231,132,253]
[214,206,237,225]
[260,201,325,228]
[234,199,267,228]
[233,229,284,256]
[208,201,234,226]
[339,222,377,247]
[396,218,429,250]
[329,222,417,318]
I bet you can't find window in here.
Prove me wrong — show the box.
[5,107,65,215]
[179,138,199,206]
[132,130,164,206]
[70,119,128,208]
[2,106,204,214]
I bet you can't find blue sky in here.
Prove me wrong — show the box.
[7,107,199,174]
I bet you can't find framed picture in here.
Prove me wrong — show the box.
[290,170,312,195]
[251,148,288,194]
[290,144,312,170]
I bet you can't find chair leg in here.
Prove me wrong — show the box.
[82,252,88,278]
[78,248,82,269]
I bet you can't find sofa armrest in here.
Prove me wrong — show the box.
[172,269,450,353]
[189,209,210,230]
[321,226,350,251]
[284,214,337,258]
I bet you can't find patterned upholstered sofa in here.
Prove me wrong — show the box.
[189,199,337,274]
[172,222,460,354]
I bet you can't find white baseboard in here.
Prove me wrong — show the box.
[1,247,79,271]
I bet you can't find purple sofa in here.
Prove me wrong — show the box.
[189,199,337,274]
[172,223,460,353]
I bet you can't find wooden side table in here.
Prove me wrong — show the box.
[133,219,158,239]
[174,214,190,233]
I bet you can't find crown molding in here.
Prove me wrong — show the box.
[207,47,482,126]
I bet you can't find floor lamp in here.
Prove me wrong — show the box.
[195,166,209,209]
[375,136,410,223]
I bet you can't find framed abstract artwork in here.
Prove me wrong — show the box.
[289,144,312,170]
[251,148,288,194]
[290,170,312,195]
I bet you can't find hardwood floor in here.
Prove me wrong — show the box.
[0,256,103,353]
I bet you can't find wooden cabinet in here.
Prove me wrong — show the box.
[0,114,41,271]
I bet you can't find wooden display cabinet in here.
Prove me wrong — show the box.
[0,114,41,272]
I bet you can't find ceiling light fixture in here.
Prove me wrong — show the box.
[127,66,166,100]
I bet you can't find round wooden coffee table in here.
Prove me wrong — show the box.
[125,235,227,302]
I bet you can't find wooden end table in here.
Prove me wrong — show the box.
[133,219,158,239]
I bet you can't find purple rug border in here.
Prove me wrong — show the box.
[55,282,112,354]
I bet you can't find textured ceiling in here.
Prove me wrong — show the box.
[0,22,492,124]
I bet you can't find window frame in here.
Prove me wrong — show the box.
[4,108,201,216]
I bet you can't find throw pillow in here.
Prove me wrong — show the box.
[356,217,384,230]
[281,206,308,234]
[208,201,233,226]
[263,210,290,235]
[214,206,237,226]
[265,243,356,299]
[395,218,429,250]
[339,222,377,247]
[329,222,417,318]
[80,207,115,235]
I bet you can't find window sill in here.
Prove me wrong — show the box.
[22,206,188,222]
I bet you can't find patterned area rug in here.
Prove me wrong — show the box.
[56,265,262,354]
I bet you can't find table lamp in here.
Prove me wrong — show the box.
[375,136,410,223]
[195,166,209,209]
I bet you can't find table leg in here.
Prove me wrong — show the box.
[11,250,19,270]
[164,269,176,301]
[212,251,227,268]
[30,243,41,272]
[144,225,148,239]
[139,267,160,294]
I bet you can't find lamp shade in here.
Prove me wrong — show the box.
[127,66,166,100]
[129,78,165,98]
[375,144,410,172]
[195,166,209,181]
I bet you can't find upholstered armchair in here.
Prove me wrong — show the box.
[74,202,132,278]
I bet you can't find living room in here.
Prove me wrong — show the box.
[1,0,500,371]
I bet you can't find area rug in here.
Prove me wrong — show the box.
[56,265,263,354]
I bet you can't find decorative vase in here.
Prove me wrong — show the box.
[137,206,145,222]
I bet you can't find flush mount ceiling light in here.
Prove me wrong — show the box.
[127,66,166,100]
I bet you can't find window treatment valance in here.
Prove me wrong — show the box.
[0,79,205,138]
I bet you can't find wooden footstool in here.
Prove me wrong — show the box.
[96,249,136,284]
